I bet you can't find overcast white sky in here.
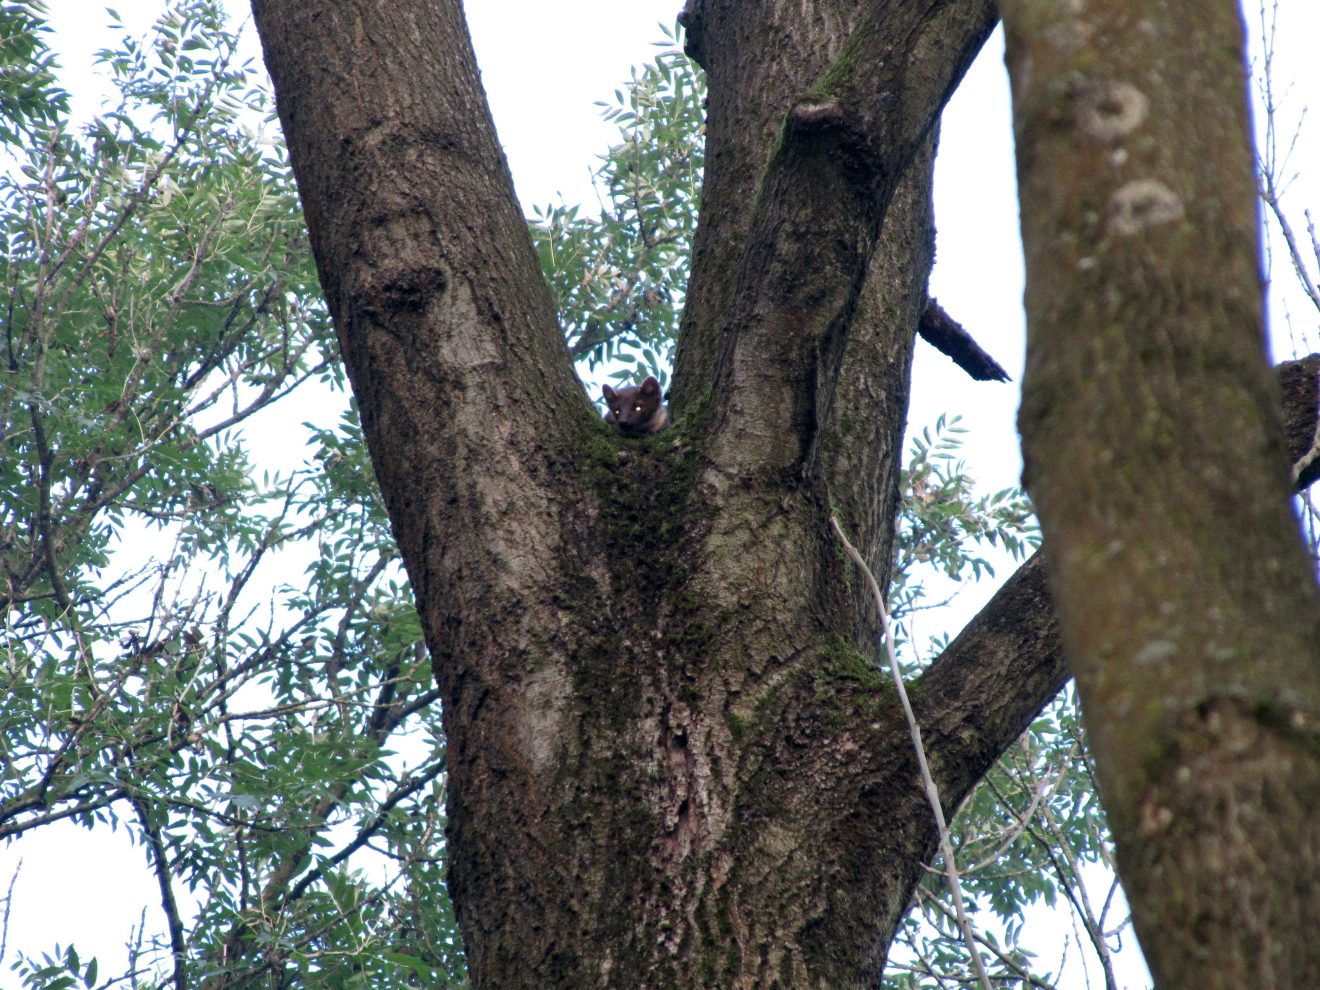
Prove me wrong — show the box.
[8,1,1319,986]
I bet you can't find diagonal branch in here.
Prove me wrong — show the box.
[917,353,1320,808]
[1279,354,1320,487]
[915,550,1064,804]
[251,0,598,706]
[918,297,1011,382]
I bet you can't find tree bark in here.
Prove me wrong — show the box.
[1001,1,1320,985]
[250,0,1320,986]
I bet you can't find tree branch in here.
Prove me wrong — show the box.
[129,792,187,990]
[822,135,937,654]
[699,0,998,478]
[1279,354,1320,487]
[918,353,1320,808]
[918,297,1011,382]
[671,0,998,415]
[251,0,594,637]
[916,550,1064,802]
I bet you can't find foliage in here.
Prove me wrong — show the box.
[529,22,702,390]
[0,2,67,142]
[889,414,1038,652]
[886,684,1129,988]
[880,423,1123,989]
[0,4,456,987]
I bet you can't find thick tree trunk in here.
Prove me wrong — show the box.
[250,0,1320,986]
[1002,1,1320,985]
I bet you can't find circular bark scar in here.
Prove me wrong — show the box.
[1108,179,1184,236]
[1077,80,1148,142]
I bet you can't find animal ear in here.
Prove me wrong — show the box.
[602,384,617,401]
[640,377,660,397]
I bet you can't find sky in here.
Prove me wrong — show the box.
[8,0,1319,986]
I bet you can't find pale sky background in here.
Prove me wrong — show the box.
[5,0,1318,986]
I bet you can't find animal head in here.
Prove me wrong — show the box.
[602,376,667,435]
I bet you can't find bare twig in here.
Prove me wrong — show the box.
[129,792,187,990]
[0,859,18,966]
[831,516,992,990]
[916,885,1060,989]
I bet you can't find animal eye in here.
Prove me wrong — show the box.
[633,404,642,412]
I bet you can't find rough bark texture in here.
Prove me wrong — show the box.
[1002,1,1320,985]
[1280,353,1320,488]
[250,0,1320,986]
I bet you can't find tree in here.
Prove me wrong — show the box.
[247,2,1320,989]
[1002,1,1320,985]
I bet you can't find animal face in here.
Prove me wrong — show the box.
[602,376,668,435]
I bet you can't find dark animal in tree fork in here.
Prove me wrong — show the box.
[602,376,669,435]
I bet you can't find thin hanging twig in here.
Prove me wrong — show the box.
[831,516,993,990]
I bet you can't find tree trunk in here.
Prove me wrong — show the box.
[1002,0,1320,985]
[249,0,1320,985]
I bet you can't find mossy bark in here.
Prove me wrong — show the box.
[1002,0,1320,984]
